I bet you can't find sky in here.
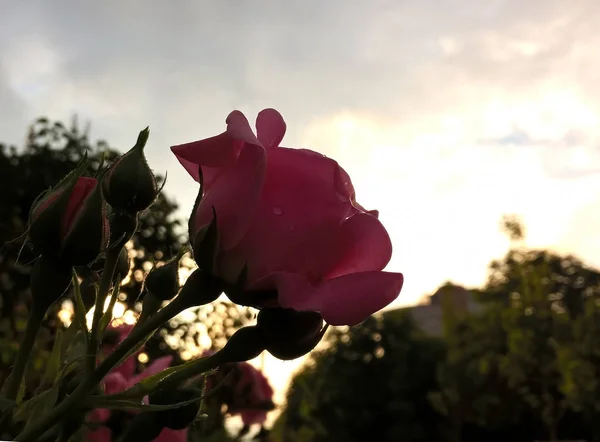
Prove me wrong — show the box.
[3,0,600,422]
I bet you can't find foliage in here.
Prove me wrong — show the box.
[273,313,445,442]
[275,217,600,441]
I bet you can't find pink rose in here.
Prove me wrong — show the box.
[206,360,274,426]
[172,109,403,325]
[230,363,274,426]
[99,323,137,380]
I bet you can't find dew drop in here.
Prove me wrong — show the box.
[273,207,283,215]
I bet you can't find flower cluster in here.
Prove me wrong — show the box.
[2,108,404,442]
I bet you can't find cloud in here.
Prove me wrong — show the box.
[1,0,600,304]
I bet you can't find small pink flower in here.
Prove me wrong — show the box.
[100,323,137,380]
[172,109,403,326]
[206,360,274,426]
[86,325,186,442]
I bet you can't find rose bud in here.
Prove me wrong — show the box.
[29,170,109,266]
[148,388,202,430]
[109,209,139,249]
[103,127,158,214]
[171,108,404,326]
[138,252,182,322]
[219,326,266,363]
[144,253,182,302]
[256,308,327,360]
[175,268,223,310]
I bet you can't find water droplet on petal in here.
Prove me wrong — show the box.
[273,207,283,215]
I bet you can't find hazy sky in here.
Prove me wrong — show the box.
[3,0,600,423]
[3,0,600,307]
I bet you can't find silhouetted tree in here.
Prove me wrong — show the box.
[273,313,445,442]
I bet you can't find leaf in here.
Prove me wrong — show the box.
[16,374,26,406]
[110,360,217,400]
[72,270,90,344]
[107,364,185,400]
[0,396,14,412]
[41,328,64,386]
[13,385,59,431]
[61,320,82,359]
[63,331,88,369]
[99,279,120,336]
[85,394,201,412]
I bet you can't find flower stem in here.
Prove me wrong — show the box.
[15,251,120,442]
[16,287,194,441]
[2,305,45,401]
[93,294,191,383]
[86,248,120,377]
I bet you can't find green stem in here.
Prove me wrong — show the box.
[151,351,226,391]
[86,249,120,376]
[15,293,192,442]
[16,378,92,442]
[15,251,120,442]
[2,306,45,401]
[93,294,193,384]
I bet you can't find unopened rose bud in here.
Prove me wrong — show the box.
[144,255,181,302]
[148,388,202,430]
[257,308,326,360]
[103,127,158,214]
[115,246,131,280]
[29,175,109,266]
[31,257,72,310]
[176,268,223,310]
[220,326,266,363]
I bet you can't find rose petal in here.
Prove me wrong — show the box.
[103,372,129,394]
[218,148,355,283]
[62,177,97,237]
[334,165,356,202]
[170,110,261,183]
[86,426,112,442]
[257,371,274,400]
[323,212,393,279]
[256,108,286,149]
[196,142,267,250]
[110,356,137,380]
[275,271,404,326]
[240,410,268,426]
[89,407,110,425]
